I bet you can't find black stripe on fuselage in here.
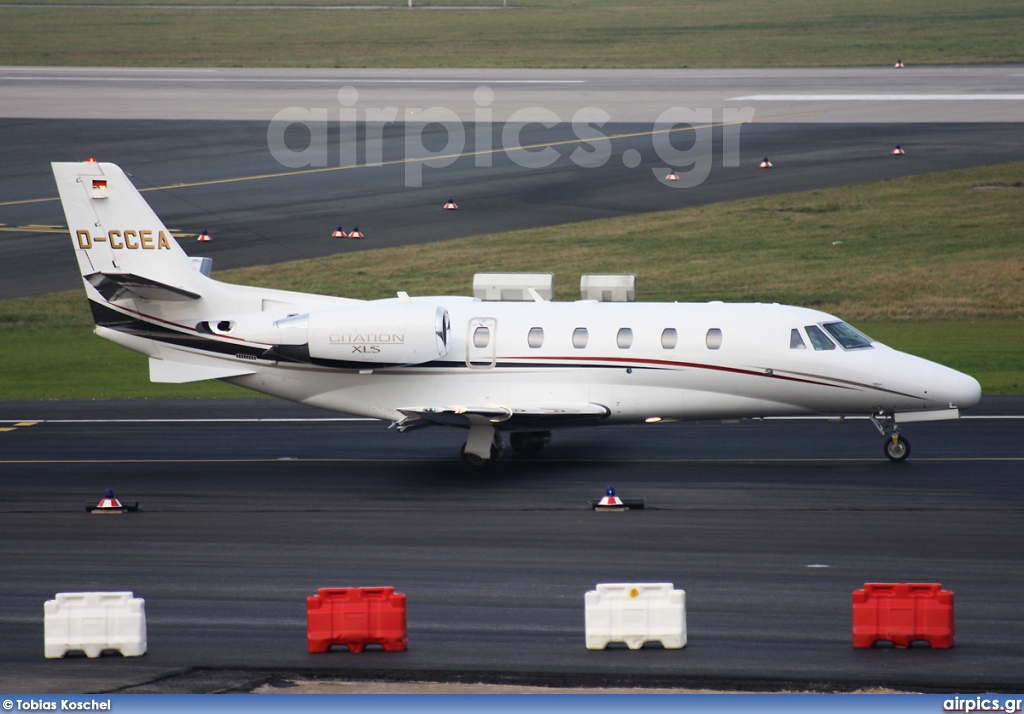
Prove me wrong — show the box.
[90,300,267,360]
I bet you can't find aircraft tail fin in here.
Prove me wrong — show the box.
[52,161,208,302]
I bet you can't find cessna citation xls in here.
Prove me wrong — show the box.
[53,161,981,466]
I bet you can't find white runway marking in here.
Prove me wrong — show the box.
[731,94,1024,101]
[765,415,1024,420]
[0,75,586,85]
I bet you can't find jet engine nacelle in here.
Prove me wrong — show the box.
[200,303,450,366]
[306,303,450,365]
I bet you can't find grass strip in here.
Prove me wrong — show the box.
[1,0,1022,68]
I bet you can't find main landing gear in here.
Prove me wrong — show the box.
[871,412,911,462]
[460,425,503,467]
[460,426,552,467]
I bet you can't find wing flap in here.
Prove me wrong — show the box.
[395,402,610,431]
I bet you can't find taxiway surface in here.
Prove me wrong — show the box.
[3,120,1024,299]
[1,397,1022,693]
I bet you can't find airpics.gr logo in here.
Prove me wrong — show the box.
[943,697,1024,713]
[76,229,173,251]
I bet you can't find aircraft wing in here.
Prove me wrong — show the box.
[394,403,610,432]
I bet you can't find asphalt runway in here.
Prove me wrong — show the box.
[1,397,1023,694]
[3,67,1024,123]
[3,120,1024,298]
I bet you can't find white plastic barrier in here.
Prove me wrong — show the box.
[44,591,147,658]
[585,583,686,650]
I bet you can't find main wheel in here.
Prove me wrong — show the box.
[884,435,910,462]
[510,431,550,456]
[460,445,490,467]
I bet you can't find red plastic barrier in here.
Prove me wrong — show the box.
[852,583,954,649]
[307,587,407,653]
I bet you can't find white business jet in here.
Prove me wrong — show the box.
[53,161,981,466]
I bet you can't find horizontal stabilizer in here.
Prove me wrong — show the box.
[396,402,610,431]
[86,272,201,302]
[149,358,256,384]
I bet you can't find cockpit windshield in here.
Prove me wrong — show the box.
[804,325,836,351]
[822,321,874,349]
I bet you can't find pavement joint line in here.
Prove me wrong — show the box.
[0,417,376,423]
[0,415,1019,423]
[1,457,1022,464]
[0,111,820,208]
[0,4,511,9]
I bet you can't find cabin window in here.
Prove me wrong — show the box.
[706,328,723,350]
[572,327,589,349]
[616,328,633,349]
[790,328,807,349]
[661,328,678,349]
[528,327,544,348]
[822,321,874,349]
[805,325,836,351]
[473,326,490,348]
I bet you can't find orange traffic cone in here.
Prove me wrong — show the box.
[349,227,364,239]
[197,230,212,242]
[891,144,905,156]
[443,198,458,210]
[331,226,347,238]
[759,157,773,169]
[666,170,679,182]
[895,59,904,68]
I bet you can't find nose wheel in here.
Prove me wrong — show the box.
[884,434,911,462]
[872,412,911,462]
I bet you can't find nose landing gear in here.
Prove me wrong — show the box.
[871,412,911,462]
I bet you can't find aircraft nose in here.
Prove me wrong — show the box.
[955,372,982,409]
